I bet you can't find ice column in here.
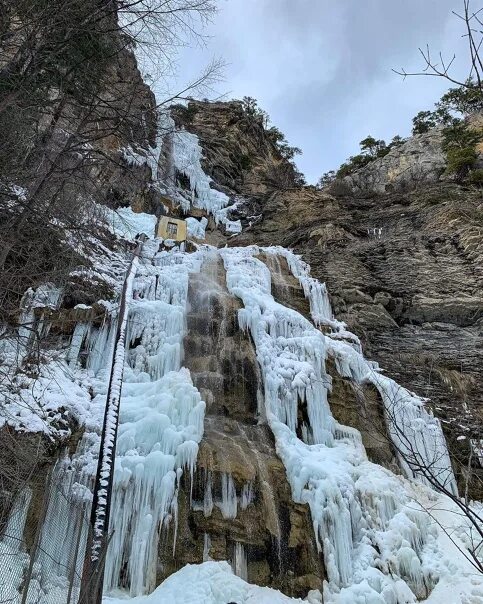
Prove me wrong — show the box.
[104,249,206,597]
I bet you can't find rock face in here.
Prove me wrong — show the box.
[341,129,447,195]
[171,100,300,198]
[175,101,483,498]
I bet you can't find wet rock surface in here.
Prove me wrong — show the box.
[158,255,324,597]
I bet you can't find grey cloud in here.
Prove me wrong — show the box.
[174,0,469,183]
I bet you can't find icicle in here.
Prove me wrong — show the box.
[231,542,248,581]
[240,482,254,510]
[86,317,117,376]
[217,473,238,520]
[203,471,214,517]
[67,322,89,367]
[203,533,212,562]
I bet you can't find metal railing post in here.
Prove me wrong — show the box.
[78,241,143,603]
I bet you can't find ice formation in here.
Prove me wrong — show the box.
[17,283,62,349]
[104,206,157,240]
[192,471,256,521]
[232,542,248,581]
[159,111,243,234]
[103,244,206,597]
[219,245,461,602]
[186,216,208,240]
[1,218,478,604]
[0,490,32,603]
[263,246,456,493]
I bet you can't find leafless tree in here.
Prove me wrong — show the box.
[394,1,483,91]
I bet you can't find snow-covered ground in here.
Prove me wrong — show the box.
[104,561,320,604]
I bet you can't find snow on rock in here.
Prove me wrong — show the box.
[224,219,243,234]
[104,206,157,240]
[186,216,208,240]
[219,245,468,603]
[103,561,317,604]
[0,351,95,435]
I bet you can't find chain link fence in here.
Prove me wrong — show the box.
[0,451,106,604]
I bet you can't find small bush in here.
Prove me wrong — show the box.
[174,104,199,123]
[469,168,483,186]
[446,147,478,178]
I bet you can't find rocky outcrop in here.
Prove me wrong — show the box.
[341,129,447,195]
[171,100,301,199]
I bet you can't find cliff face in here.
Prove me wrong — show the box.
[171,100,299,198]
[341,129,446,195]
[0,6,159,321]
[175,100,483,497]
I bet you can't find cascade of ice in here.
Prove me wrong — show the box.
[217,473,238,519]
[252,246,456,494]
[0,432,100,604]
[326,334,458,495]
[67,322,90,367]
[103,246,206,597]
[86,317,118,376]
[17,284,63,350]
[220,245,457,602]
[186,216,208,240]
[265,246,362,351]
[24,434,99,603]
[202,470,214,517]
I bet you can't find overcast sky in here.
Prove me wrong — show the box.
[172,0,469,184]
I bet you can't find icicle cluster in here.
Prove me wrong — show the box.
[159,111,243,234]
[104,246,206,597]
[220,246,457,603]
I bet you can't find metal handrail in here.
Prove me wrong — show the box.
[78,239,143,604]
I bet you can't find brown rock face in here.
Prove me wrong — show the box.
[157,254,324,598]
[171,100,301,198]
[173,100,482,497]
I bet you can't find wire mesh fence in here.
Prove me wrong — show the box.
[0,453,106,604]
